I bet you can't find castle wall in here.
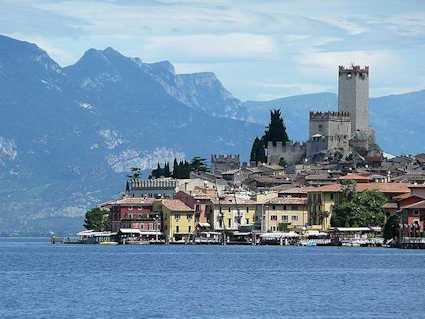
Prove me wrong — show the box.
[211,154,240,174]
[266,141,306,166]
[338,65,369,133]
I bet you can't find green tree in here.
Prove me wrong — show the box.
[249,108,289,164]
[383,214,400,241]
[264,109,289,144]
[279,157,287,167]
[332,190,387,227]
[163,161,171,177]
[83,208,110,231]
[190,156,209,172]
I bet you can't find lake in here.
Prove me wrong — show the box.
[1,237,424,319]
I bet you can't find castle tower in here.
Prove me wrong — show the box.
[338,65,369,133]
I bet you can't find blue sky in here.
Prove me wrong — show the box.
[2,0,425,100]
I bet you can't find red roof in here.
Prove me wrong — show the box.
[338,173,370,181]
[402,200,425,209]
[309,183,412,194]
[162,199,193,212]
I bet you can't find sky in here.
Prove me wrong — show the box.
[1,0,425,101]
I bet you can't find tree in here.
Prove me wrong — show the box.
[383,214,400,241]
[83,208,110,231]
[190,156,209,172]
[279,157,287,168]
[264,109,289,144]
[332,190,387,227]
[163,161,171,177]
[249,108,289,164]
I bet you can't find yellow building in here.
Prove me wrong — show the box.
[262,197,308,232]
[211,199,256,231]
[161,199,195,243]
[307,182,411,230]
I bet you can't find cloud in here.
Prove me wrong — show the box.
[144,33,277,61]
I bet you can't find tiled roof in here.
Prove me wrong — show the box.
[211,198,257,205]
[338,173,369,180]
[110,198,156,206]
[309,183,412,194]
[277,186,317,194]
[221,169,240,175]
[402,200,425,210]
[266,197,307,205]
[162,199,193,211]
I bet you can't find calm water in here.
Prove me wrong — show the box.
[1,238,425,319]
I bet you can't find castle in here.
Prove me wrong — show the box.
[268,65,380,165]
[211,154,240,174]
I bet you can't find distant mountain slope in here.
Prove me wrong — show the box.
[0,34,424,235]
[0,35,262,235]
[243,91,425,155]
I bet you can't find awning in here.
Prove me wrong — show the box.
[119,228,142,234]
[197,222,211,227]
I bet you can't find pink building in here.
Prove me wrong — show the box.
[109,198,161,233]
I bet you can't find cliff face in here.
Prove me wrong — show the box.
[0,35,262,235]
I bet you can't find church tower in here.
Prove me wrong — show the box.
[338,65,369,134]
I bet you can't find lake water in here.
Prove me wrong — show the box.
[1,238,425,319]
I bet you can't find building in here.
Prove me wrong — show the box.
[266,141,306,166]
[175,191,213,228]
[125,178,176,198]
[211,154,240,174]
[161,199,195,243]
[306,111,351,159]
[262,197,308,232]
[308,182,411,230]
[338,65,369,133]
[109,198,161,233]
[211,198,256,231]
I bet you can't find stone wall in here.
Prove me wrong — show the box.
[338,65,369,133]
[211,154,240,174]
[266,141,306,166]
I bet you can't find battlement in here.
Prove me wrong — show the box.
[266,141,306,166]
[309,111,350,120]
[211,154,240,161]
[339,65,369,77]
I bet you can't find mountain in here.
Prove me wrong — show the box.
[243,91,425,155]
[0,34,424,235]
[0,35,262,235]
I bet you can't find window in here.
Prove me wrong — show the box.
[283,205,287,210]
[292,215,299,221]
[330,193,334,200]
[271,215,277,221]
[195,205,200,212]
[282,215,288,222]
[176,226,179,233]
[228,218,232,228]
[246,218,250,224]
[228,207,231,212]
[271,226,276,231]
[188,226,192,233]
[175,214,180,220]
[246,207,249,213]
[219,220,223,228]
[187,214,193,220]
[272,205,276,210]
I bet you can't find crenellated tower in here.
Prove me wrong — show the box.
[338,65,369,133]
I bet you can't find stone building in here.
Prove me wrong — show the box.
[306,65,379,160]
[306,111,351,159]
[125,178,176,198]
[211,154,240,174]
[266,141,306,166]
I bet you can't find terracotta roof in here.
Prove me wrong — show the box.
[211,198,257,205]
[110,198,156,206]
[382,202,398,209]
[393,193,415,201]
[338,173,370,181]
[309,183,412,194]
[305,174,334,181]
[162,199,193,211]
[266,197,307,205]
[402,200,425,210]
[277,186,317,194]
